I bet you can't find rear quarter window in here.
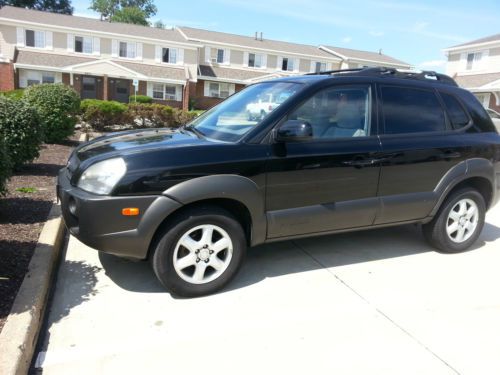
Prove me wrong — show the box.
[440,92,470,129]
[380,85,446,134]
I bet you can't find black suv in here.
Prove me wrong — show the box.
[58,68,500,297]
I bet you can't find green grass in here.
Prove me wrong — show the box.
[16,187,37,193]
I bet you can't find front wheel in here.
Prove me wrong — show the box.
[423,188,486,253]
[151,206,246,297]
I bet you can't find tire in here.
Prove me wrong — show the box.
[151,205,246,297]
[423,188,486,253]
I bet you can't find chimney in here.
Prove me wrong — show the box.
[255,31,258,40]
[260,32,263,41]
[378,48,383,55]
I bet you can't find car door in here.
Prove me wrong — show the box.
[374,84,469,224]
[265,83,383,239]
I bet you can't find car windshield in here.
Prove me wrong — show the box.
[188,81,302,142]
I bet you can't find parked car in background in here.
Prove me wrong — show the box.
[246,92,293,120]
[58,67,500,297]
[487,108,500,131]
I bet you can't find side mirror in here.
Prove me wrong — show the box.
[276,120,313,142]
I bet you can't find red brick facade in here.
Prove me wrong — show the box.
[488,93,500,113]
[0,62,15,92]
[191,79,246,110]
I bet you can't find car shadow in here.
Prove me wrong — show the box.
[98,221,500,296]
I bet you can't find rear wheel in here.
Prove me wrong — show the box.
[423,188,486,253]
[151,206,246,297]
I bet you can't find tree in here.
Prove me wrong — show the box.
[111,6,148,26]
[0,0,73,14]
[89,0,156,22]
[153,19,165,29]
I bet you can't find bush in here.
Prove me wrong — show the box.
[81,99,129,130]
[129,95,153,104]
[127,103,173,127]
[24,84,80,143]
[0,96,42,169]
[170,108,199,128]
[0,89,25,100]
[0,137,12,195]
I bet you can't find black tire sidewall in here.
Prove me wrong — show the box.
[426,189,486,253]
[152,208,246,297]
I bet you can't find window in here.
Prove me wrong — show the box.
[466,52,482,70]
[281,57,294,72]
[151,83,178,100]
[248,53,264,68]
[75,36,92,54]
[205,81,235,98]
[441,93,470,129]
[381,86,445,134]
[288,86,371,139]
[20,70,59,87]
[119,42,136,58]
[162,48,177,64]
[25,29,45,48]
[82,77,96,91]
[216,49,225,64]
[314,62,327,73]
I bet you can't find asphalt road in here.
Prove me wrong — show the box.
[34,204,500,374]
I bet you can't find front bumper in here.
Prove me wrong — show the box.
[57,168,182,259]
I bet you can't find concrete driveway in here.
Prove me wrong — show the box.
[34,205,500,375]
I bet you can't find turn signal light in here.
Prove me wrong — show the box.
[122,207,140,216]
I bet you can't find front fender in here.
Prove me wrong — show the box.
[163,175,267,246]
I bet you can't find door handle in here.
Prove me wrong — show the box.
[438,151,461,160]
[343,159,376,167]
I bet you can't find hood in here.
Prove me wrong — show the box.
[75,128,209,162]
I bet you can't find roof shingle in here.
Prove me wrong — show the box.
[454,73,500,89]
[321,45,411,66]
[449,33,500,49]
[0,5,188,44]
[198,65,271,81]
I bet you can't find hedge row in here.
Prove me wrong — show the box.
[0,84,80,194]
[80,99,201,131]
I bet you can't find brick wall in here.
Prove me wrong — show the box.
[488,93,500,113]
[0,62,15,92]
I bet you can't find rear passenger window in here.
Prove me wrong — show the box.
[440,93,470,129]
[381,86,446,134]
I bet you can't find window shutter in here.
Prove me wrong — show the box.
[16,27,25,47]
[112,39,118,57]
[19,71,27,88]
[327,62,332,71]
[175,85,182,101]
[293,58,300,72]
[460,52,467,71]
[224,49,230,64]
[261,54,267,69]
[309,61,316,73]
[481,50,489,69]
[277,56,283,70]
[93,37,100,55]
[155,46,162,62]
[45,31,53,50]
[136,42,143,60]
[243,52,249,67]
[147,82,153,97]
[177,48,184,65]
[204,81,210,96]
[67,34,74,52]
[229,83,235,95]
[205,46,211,63]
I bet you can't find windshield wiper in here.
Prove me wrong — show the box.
[183,124,205,138]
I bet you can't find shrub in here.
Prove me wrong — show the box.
[127,103,173,127]
[129,95,153,104]
[0,137,12,195]
[81,99,130,130]
[0,89,25,100]
[0,96,42,169]
[24,84,80,143]
[169,108,199,128]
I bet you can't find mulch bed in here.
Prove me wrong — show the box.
[0,135,79,332]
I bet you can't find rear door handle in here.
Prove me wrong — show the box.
[343,159,377,167]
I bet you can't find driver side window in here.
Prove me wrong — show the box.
[289,85,372,140]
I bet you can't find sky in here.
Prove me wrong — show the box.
[72,0,500,72]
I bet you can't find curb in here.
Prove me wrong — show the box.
[0,204,65,375]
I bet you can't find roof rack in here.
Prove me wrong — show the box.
[307,67,457,86]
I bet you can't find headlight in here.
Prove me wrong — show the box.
[77,158,126,195]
